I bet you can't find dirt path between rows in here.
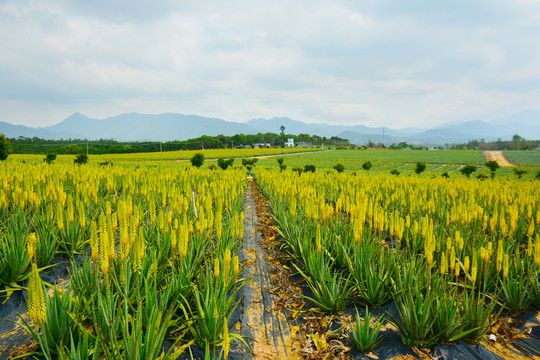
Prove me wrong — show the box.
[484,151,515,167]
[238,180,295,359]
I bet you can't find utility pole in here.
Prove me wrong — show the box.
[160,142,162,152]
[201,141,204,150]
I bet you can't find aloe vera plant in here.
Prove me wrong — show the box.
[460,291,498,343]
[41,285,82,355]
[388,284,439,348]
[0,212,31,285]
[500,257,534,311]
[296,250,353,313]
[33,214,59,267]
[184,266,244,346]
[348,307,383,353]
[346,243,394,306]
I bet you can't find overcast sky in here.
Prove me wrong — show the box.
[1,0,540,129]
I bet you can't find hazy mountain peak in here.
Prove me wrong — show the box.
[1,110,538,144]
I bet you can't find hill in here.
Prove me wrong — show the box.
[1,109,539,145]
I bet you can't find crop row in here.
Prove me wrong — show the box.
[255,168,539,350]
[0,161,248,358]
[8,147,321,163]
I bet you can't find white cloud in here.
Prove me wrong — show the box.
[1,0,540,130]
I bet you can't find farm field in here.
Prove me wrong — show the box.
[8,147,321,163]
[255,166,540,359]
[503,150,540,166]
[0,161,249,359]
[258,149,540,180]
[0,149,539,359]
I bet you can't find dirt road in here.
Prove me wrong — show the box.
[175,149,327,162]
[484,151,515,167]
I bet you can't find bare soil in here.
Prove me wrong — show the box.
[484,151,515,167]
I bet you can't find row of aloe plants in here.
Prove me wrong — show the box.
[255,168,540,352]
[0,161,250,358]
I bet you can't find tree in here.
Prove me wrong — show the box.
[242,158,258,175]
[190,153,205,168]
[280,125,285,136]
[241,158,258,167]
[460,165,477,178]
[303,164,316,173]
[277,158,287,172]
[414,161,426,176]
[58,144,83,154]
[362,161,373,172]
[74,153,88,165]
[484,160,500,179]
[390,169,400,176]
[217,157,234,170]
[0,134,12,161]
[513,168,527,179]
[333,163,345,173]
[513,134,524,150]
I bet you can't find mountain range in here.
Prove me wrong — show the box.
[1,109,539,145]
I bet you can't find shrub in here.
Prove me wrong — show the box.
[242,158,258,175]
[390,169,400,176]
[0,134,12,161]
[362,161,373,172]
[99,160,113,167]
[476,173,486,180]
[414,161,426,176]
[333,163,345,173]
[190,153,205,168]
[460,165,477,178]
[74,153,88,165]
[484,160,500,178]
[304,164,316,173]
[44,152,57,164]
[512,168,527,179]
[277,158,287,172]
[217,158,234,170]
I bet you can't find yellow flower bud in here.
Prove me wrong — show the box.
[27,232,37,261]
[28,263,46,324]
[223,317,230,359]
[503,254,509,279]
[233,256,240,278]
[464,256,470,274]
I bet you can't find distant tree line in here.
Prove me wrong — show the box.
[357,135,539,150]
[445,134,539,150]
[7,133,349,155]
